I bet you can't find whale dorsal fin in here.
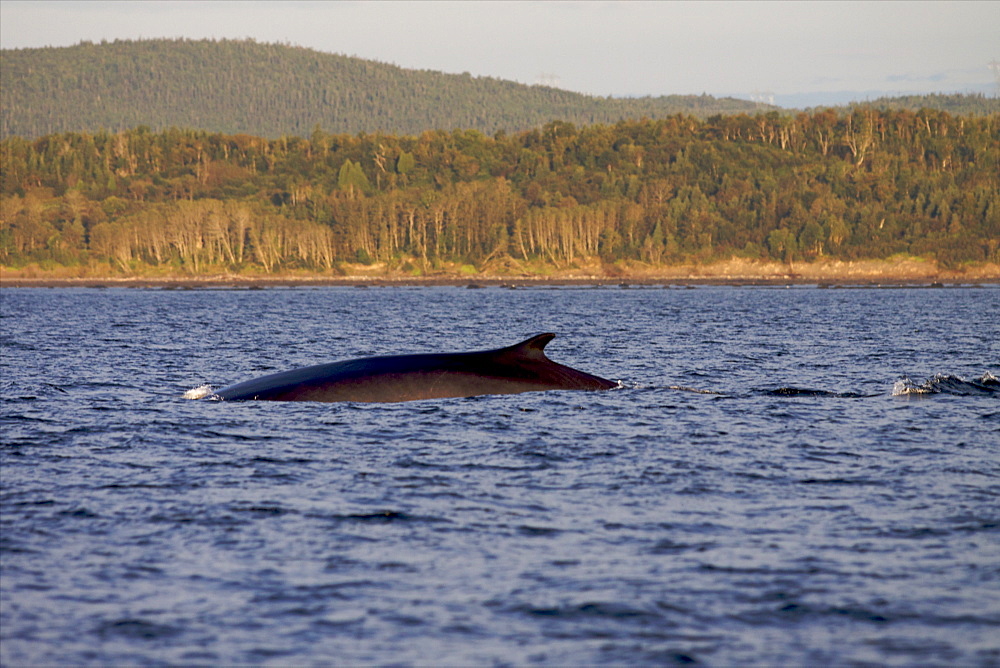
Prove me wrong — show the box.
[497,333,555,362]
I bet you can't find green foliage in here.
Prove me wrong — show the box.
[1,109,997,272]
[337,159,372,195]
[396,151,416,175]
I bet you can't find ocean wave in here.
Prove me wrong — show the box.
[892,372,999,397]
[761,387,878,398]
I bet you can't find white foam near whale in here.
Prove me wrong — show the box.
[182,384,215,400]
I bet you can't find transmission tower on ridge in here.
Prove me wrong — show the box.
[750,90,775,108]
[989,60,1000,97]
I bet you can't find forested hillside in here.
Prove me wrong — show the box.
[1,38,765,139]
[4,39,996,142]
[852,93,1000,116]
[2,109,997,276]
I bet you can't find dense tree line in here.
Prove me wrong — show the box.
[1,38,769,140]
[850,93,1000,116]
[1,109,998,274]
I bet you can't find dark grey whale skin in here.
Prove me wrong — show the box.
[214,333,618,403]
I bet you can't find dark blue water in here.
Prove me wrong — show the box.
[2,285,998,666]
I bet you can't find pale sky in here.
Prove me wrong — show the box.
[2,1,997,107]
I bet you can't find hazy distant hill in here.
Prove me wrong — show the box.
[1,38,768,139]
[848,92,1000,115]
[777,89,998,111]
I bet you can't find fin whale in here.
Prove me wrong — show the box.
[214,333,617,403]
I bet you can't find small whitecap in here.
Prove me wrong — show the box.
[891,378,928,396]
[667,385,722,395]
[183,384,214,400]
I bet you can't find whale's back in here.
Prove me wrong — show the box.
[215,333,616,403]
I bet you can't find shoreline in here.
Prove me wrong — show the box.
[3,258,998,288]
[4,276,998,290]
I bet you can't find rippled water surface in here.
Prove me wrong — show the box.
[2,285,999,666]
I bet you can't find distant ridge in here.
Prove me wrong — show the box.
[842,92,1000,115]
[1,38,767,139]
[773,90,998,112]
